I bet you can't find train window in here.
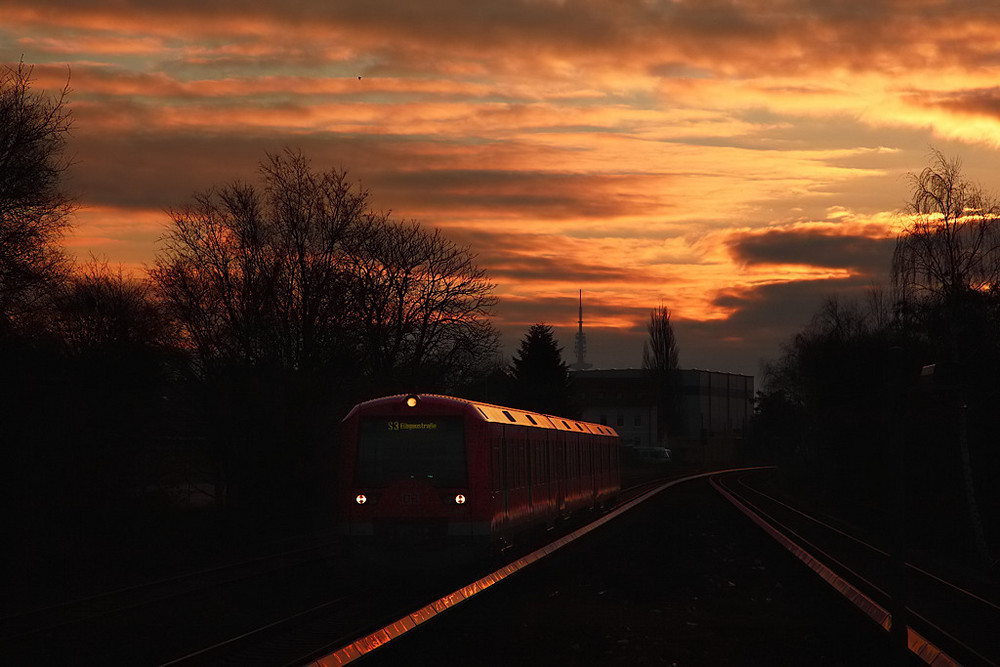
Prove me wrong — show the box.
[355,417,466,487]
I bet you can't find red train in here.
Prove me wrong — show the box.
[339,393,621,555]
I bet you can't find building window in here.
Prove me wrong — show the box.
[634,414,642,426]
[599,415,607,425]
[616,414,624,427]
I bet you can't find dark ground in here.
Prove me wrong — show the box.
[7,470,919,666]
[354,477,913,666]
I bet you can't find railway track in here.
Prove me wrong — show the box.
[157,475,685,666]
[2,471,742,666]
[0,531,351,664]
[0,475,677,665]
[713,469,1000,666]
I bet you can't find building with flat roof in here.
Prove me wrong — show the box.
[571,368,754,466]
[569,369,657,448]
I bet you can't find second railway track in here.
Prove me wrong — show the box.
[713,469,1000,666]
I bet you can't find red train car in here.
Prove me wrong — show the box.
[339,393,621,555]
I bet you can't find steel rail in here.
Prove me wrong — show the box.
[305,468,768,666]
[712,471,980,667]
[735,473,1000,616]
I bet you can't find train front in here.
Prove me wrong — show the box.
[339,394,487,563]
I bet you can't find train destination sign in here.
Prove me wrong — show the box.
[386,421,438,431]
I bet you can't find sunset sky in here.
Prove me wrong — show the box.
[7,0,1000,378]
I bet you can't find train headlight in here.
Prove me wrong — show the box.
[454,494,466,505]
[355,494,367,505]
[405,394,419,408]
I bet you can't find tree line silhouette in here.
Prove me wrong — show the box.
[755,150,1000,572]
[1,63,501,576]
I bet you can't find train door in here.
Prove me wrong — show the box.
[491,426,506,522]
[503,426,526,522]
[589,435,598,502]
[537,431,550,516]
[583,433,599,498]
[554,436,566,514]
[595,436,611,493]
[571,436,579,505]
[503,426,514,521]
[526,430,533,511]
[542,431,552,514]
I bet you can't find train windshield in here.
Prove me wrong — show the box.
[356,417,467,487]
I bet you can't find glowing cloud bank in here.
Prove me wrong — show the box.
[7,0,1000,374]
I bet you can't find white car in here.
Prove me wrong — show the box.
[635,446,672,464]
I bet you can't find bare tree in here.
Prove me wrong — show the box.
[150,149,361,373]
[864,282,892,333]
[642,304,679,372]
[150,150,372,511]
[0,60,74,329]
[150,149,501,511]
[151,147,499,388]
[892,149,1000,305]
[53,260,166,353]
[891,151,999,566]
[642,304,680,443]
[261,150,369,370]
[344,217,500,389]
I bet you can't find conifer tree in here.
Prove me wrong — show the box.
[509,323,572,417]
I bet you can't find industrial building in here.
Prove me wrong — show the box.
[570,368,754,466]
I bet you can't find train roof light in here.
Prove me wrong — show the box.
[405,394,419,408]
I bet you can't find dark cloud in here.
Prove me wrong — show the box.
[10,0,999,79]
[373,169,662,220]
[485,256,633,284]
[675,276,881,375]
[927,87,1000,119]
[712,278,872,333]
[728,228,895,276]
[528,273,887,377]
[66,134,274,209]
[494,278,862,377]
[66,112,662,221]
